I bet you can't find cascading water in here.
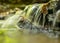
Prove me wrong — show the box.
[1,10,25,29]
[17,3,52,34]
[24,4,47,27]
[0,0,60,38]
[17,1,60,37]
[53,10,60,29]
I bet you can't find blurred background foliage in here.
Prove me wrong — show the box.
[0,0,50,4]
[0,0,50,13]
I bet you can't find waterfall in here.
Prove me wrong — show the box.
[1,4,45,29]
[1,0,57,29]
[53,10,60,27]
[24,4,45,27]
[1,10,25,28]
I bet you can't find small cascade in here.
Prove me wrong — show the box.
[24,4,46,27]
[53,10,60,28]
[1,10,25,28]
[17,4,49,33]
[0,0,60,38]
